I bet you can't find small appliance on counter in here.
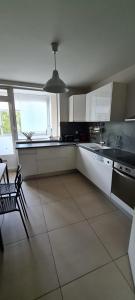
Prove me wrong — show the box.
[62,135,74,142]
[74,130,80,142]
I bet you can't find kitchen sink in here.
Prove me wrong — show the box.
[79,143,111,151]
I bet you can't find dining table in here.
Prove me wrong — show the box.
[0,162,9,251]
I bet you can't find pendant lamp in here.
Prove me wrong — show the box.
[43,42,67,93]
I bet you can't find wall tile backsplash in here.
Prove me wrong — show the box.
[102,121,135,154]
[60,121,135,154]
[60,122,90,142]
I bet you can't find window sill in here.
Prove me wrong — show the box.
[16,137,61,144]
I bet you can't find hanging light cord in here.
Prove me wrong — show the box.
[54,51,57,70]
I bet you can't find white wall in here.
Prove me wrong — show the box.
[1,154,17,170]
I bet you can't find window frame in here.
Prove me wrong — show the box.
[0,87,17,155]
[0,85,60,148]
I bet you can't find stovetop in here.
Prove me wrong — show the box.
[98,148,135,168]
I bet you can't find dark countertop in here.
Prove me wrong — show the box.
[16,141,135,169]
[78,145,135,169]
[16,142,76,149]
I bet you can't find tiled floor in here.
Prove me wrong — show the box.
[0,172,134,300]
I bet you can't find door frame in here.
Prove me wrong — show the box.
[0,87,17,170]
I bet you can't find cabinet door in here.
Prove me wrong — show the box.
[76,147,90,178]
[69,95,86,121]
[37,146,75,174]
[18,149,37,177]
[76,147,112,196]
[73,95,86,121]
[86,83,112,121]
[89,155,113,196]
[69,96,73,121]
[86,92,96,121]
[76,147,96,181]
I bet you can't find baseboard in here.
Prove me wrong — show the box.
[23,169,78,181]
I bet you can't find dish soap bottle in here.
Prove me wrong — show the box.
[74,130,79,142]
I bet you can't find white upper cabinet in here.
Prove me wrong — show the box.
[86,82,127,122]
[69,94,86,121]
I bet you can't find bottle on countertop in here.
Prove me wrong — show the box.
[74,130,80,142]
[50,128,53,139]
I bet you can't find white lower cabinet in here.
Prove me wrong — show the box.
[76,147,113,196]
[36,146,75,174]
[18,149,38,178]
[18,146,76,178]
[18,146,112,195]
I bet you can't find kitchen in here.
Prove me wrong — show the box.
[0,1,135,300]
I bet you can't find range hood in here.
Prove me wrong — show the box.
[125,115,135,121]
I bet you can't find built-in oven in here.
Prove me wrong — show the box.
[111,162,135,209]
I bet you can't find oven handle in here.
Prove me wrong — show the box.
[114,168,135,182]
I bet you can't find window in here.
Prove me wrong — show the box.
[0,89,8,96]
[0,102,14,154]
[14,89,59,140]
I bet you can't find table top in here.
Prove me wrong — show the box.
[0,163,6,181]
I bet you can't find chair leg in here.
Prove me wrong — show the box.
[17,200,29,239]
[21,187,27,205]
[19,194,29,220]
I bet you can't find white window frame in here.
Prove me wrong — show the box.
[0,87,17,154]
[0,85,60,146]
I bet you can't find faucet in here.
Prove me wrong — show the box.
[115,135,122,148]
[99,125,105,146]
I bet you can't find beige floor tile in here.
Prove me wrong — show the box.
[115,255,134,290]
[64,178,96,197]
[65,183,92,197]
[49,221,111,285]
[0,234,59,300]
[62,262,135,300]
[38,182,71,204]
[61,172,87,184]
[1,205,47,245]
[23,179,39,189]
[39,289,62,300]
[43,199,84,231]
[37,175,63,186]
[22,180,41,207]
[89,211,132,259]
[73,191,116,219]
[27,205,47,236]
[1,212,27,245]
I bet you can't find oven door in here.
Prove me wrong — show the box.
[112,168,135,209]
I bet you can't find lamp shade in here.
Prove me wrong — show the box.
[43,70,67,93]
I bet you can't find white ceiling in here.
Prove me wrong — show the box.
[1,0,135,88]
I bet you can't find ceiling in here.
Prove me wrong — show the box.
[1,0,135,88]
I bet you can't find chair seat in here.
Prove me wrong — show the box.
[0,196,17,214]
[0,183,16,195]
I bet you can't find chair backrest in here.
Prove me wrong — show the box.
[15,164,22,186]
[16,173,23,198]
